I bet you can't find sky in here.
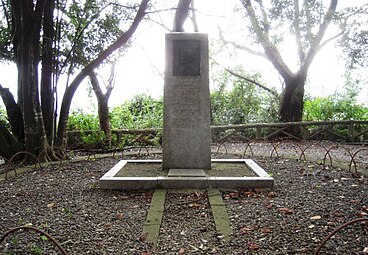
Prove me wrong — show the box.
[0,0,367,111]
[104,0,367,108]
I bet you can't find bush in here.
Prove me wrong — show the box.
[210,68,279,125]
[303,81,368,121]
[67,94,163,147]
[0,105,10,129]
[111,94,163,129]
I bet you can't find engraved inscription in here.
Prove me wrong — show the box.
[173,40,200,76]
[170,86,202,129]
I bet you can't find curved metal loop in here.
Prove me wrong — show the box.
[349,148,368,174]
[0,226,68,255]
[243,142,254,157]
[6,151,42,179]
[270,141,280,158]
[213,142,228,156]
[314,218,368,255]
[299,142,330,163]
[323,144,353,167]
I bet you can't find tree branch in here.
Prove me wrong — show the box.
[293,0,305,62]
[191,0,199,32]
[219,28,267,58]
[211,58,279,99]
[242,0,293,80]
[319,30,344,49]
[303,0,338,69]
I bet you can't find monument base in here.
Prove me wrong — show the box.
[99,159,274,190]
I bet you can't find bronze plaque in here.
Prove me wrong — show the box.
[172,40,201,76]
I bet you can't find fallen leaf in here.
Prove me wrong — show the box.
[47,203,55,209]
[240,227,253,234]
[179,248,185,254]
[332,210,343,217]
[229,192,239,198]
[243,191,255,197]
[363,247,368,254]
[278,207,294,214]
[114,213,124,219]
[357,212,368,217]
[308,225,315,229]
[265,202,273,209]
[247,242,260,250]
[267,191,277,198]
[259,228,272,233]
[310,215,322,220]
[194,191,201,198]
[139,233,147,242]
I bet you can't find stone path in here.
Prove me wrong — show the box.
[142,188,232,250]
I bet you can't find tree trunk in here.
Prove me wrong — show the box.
[278,72,306,136]
[89,71,112,148]
[239,0,339,135]
[0,84,24,142]
[11,0,51,160]
[279,73,306,122]
[173,0,192,32]
[41,0,55,144]
[0,121,21,160]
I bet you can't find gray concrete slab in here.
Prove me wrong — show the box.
[168,169,207,177]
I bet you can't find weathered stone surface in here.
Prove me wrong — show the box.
[163,33,211,170]
[168,169,206,177]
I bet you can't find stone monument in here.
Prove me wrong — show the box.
[99,31,273,191]
[162,32,211,170]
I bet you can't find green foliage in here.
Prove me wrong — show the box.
[0,2,13,61]
[67,94,163,147]
[211,68,279,125]
[58,0,136,73]
[0,105,9,129]
[303,76,368,121]
[111,94,163,129]
[67,109,101,146]
[68,109,100,130]
[30,246,43,255]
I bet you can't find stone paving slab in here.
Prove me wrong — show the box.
[142,189,167,250]
[208,188,232,242]
[168,169,207,177]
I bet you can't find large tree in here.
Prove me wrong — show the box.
[0,0,150,160]
[89,63,116,148]
[222,0,366,126]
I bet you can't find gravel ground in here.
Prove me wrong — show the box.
[0,143,367,255]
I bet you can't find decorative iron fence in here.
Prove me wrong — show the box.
[67,120,368,148]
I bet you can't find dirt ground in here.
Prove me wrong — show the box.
[0,141,367,254]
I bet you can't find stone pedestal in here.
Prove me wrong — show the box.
[162,33,211,170]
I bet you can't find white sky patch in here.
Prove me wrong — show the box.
[0,0,367,110]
